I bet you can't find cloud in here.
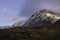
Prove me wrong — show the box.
[11,16,20,22]
[11,16,28,25]
[11,16,28,22]
[3,8,9,16]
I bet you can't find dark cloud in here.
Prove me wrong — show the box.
[20,0,60,17]
[19,0,39,18]
[18,0,60,23]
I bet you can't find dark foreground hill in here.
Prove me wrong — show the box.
[0,22,60,40]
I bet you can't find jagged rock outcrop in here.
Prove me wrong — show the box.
[52,19,60,27]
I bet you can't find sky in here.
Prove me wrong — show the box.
[0,0,27,26]
[0,0,60,26]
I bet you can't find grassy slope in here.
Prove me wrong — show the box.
[0,26,60,40]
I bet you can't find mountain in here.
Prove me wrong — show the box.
[23,9,60,26]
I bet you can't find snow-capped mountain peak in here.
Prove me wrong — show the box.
[23,9,60,26]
